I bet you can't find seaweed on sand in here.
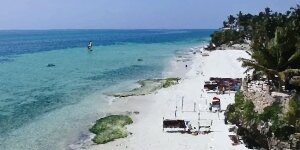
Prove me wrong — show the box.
[110,77,180,97]
[89,115,133,144]
[163,78,180,88]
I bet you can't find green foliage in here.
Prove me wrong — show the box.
[259,102,282,131]
[243,100,257,122]
[221,5,300,137]
[163,78,180,88]
[225,91,295,138]
[211,31,223,46]
[226,91,286,133]
[238,5,300,90]
[295,119,300,132]
[210,29,241,47]
[234,91,245,107]
[284,96,300,131]
[212,5,300,90]
[89,115,133,144]
[259,103,281,122]
[226,104,238,124]
[226,91,258,124]
[289,76,300,86]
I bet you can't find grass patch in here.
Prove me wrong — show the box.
[89,115,133,144]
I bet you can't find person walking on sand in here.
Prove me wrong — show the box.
[222,86,225,94]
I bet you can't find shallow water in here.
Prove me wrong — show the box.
[0,29,212,149]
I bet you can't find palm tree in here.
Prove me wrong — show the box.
[210,5,300,91]
[239,26,300,91]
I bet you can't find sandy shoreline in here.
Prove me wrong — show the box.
[79,47,251,150]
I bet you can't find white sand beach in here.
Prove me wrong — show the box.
[86,49,251,150]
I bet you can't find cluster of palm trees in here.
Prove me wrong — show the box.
[213,5,300,91]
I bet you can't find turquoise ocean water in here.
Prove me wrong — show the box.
[0,29,212,149]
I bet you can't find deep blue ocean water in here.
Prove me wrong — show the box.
[0,29,213,149]
[0,29,213,57]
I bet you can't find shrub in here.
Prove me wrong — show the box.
[258,102,282,131]
[243,100,258,122]
[210,29,241,46]
[235,91,245,108]
[284,96,300,132]
[225,104,240,124]
[226,91,258,124]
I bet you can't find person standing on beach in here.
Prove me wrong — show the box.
[222,86,225,94]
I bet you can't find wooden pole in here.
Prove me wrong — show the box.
[181,96,184,111]
[163,117,164,131]
[198,111,200,132]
